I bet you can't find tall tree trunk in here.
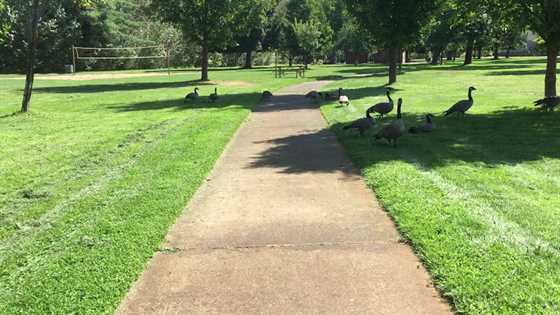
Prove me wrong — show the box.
[493,44,499,60]
[464,39,474,65]
[431,49,441,65]
[288,56,293,67]
[21,0,40,113]
[388,46,397,85]
[243,50,252,69]
[201,44,209,81]
[545,44,558,97]
[476,46,482,59]
[506,49,511,58]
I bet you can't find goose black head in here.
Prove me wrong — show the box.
[469,86,477,91]
[397,98,403,118]
[426,113,434,123]
[195,87,199,92]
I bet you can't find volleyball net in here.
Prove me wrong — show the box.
[71,45,171,74]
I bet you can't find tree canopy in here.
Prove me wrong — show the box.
[345,0,441,84]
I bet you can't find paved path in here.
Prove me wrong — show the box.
[117,82,450,314]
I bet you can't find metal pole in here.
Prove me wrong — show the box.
[167,47,171,77]
[72,46,76,75]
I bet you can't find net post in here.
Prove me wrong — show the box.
[167,47,171,78]
[72,45,76,75]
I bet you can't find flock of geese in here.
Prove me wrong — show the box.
[303,86,478,147]
[185,84,558,148]
[185,87,219,103]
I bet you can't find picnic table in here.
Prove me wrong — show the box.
[274,65,306,78]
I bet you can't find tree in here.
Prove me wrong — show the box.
[335,17,372,65]
[423,3,459,65]
[346,0,440,84]
[151,0,236,81]
[20,0,39,113]
[292,18,321,68]
[16,0,95,112]
[484,0,525,60]
[455,0,487,65]
[229,0,274,69]
[0,0,10,43]
[523,0,560,97]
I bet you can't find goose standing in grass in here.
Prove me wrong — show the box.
[262,90,273,100]
[305,90,320,99]
[322,91,339,101]
[409,114,435,134]
[374,98,406,147]
[343,109,376,136]
[209,88,219,103]
[444,86,477,117]
[339,88,350,107]
[367,89,394,118]
[534,96,559,112]
[184,87,199,102]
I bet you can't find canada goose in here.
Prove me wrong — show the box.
[374,98,406,147]
[305,90,320,99]
[339,88,350,106]
[367,89,394,118]
[444,86,477,117]
[409,114,435,134]
[322,91,339,101]
[343,110,376,136]
[262,90,273,99]
[534,96,559,112]
[209,88,219,103]
[185,87,199,102]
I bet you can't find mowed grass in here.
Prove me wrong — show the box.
[320,57,560,314]
[0,66,348,314]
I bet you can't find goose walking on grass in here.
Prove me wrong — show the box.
[343,109,376,136]
[262,90,273,100]
[534,96,559,112]
[322,91,339,101]
[185,87,199,102]
[409,114,435,134]
[444,86,477,117]
[305,90,320,100]
[367,89,394,118]
[339,88,350,107]
[374,98,406,147]
[209,88,219,103]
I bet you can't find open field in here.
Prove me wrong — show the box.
[1,57,559,314]
[320,57,560,314]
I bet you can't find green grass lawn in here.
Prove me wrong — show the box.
[320,57,560,314]
[0,67,339,314]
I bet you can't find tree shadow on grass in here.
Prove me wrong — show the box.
[32,79,216,94]
[486,69,560,76]
[109,92,262,112]
[242,107,560,175]
[330,108,560,170]
[110,84,391,113]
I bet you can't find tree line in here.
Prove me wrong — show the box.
[1,0,559,112]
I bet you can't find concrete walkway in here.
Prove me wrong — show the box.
[117,82,450,314]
